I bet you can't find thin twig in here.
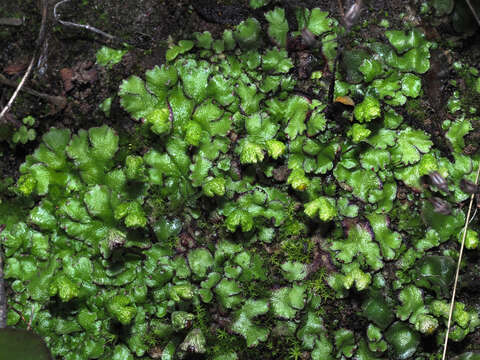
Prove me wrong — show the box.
[442,162,480,360]
[0,0,48,122]
[53,0,146,47]
[0,59,36,122]
[0,74,66,110]
[54,0,116,41]
[468,207,478,225]
[465,0,480,26]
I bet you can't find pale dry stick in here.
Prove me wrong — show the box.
[442,162,480,360]
[468,206,478,225]
[54,0,116,42]
[0,57,36,122]
[0,0,48,122]
[0,248,6,329]
[54,0,143,47]
[465,0,480,26]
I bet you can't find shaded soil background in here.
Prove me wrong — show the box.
[1,0,480,356]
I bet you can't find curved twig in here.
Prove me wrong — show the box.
[442,162,480,360]
[53,0,116,41]
[465,0,480,26]
[0,0,48,122]
[54,0,149,48]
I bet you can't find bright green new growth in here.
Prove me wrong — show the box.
[96,46,128,69]
[3,5,480,360]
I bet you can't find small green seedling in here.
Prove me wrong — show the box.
[96,46,128,69]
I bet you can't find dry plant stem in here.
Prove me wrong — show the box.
[0,74,66,109]
[468,207,478,225]
[0,58,36,122]
[465,0,480,26]
[54,0,116,41]
[442,163,480,360]
[0,249,5,329]
[0,0,48,122]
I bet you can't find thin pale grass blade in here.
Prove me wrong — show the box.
[465,0,480,26]
[442,163,480,360]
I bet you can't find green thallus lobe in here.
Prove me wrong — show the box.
[2,5,480,360]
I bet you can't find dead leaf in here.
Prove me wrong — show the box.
[3,62,28,75]
[334,96,355,106]
[60,68,74,92]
